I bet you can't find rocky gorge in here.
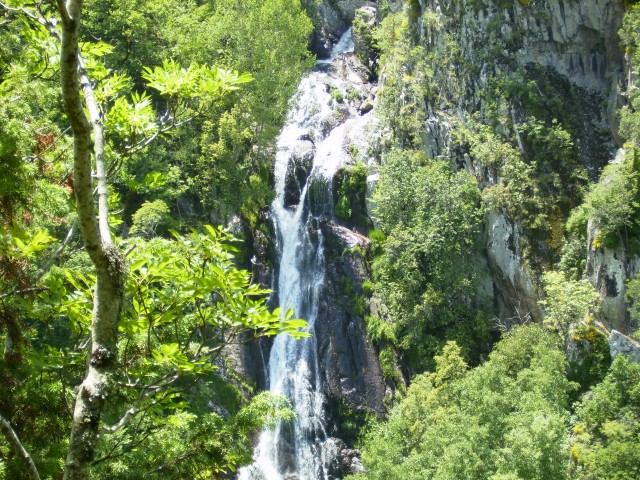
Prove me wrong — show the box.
[232,0,640,478]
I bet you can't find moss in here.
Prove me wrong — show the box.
[330,396,369,445]
[379,346,403,386]
[332,162,369,226]
[330,87,344,104]
[340,275,367,318]
[335,195,351,220]
[346,88,362,103]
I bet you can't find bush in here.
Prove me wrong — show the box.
[571,355,640,479]
[130,199,172,238]
[370,152,489,370]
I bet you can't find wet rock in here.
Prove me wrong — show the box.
[330,52,371,85]
[284,140,315,207]
[325,438,365,477]
[311,1,372,58]
[316,219,385,422]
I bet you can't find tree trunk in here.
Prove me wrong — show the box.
[57,1,125,478]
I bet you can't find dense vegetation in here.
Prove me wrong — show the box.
[356,325,640,480]
[356,326,574,480]
[2,0,640,479]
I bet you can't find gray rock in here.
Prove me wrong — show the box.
[316,219,386,419]
[284,140,315,207]
[484,211,543,324]
[609,330,640,363]
[586,153,640,334]
[410,0,626,329]
[330,52,371,84]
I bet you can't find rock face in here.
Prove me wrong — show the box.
[609,330,640,363]
[422,0,626,114]
[318,219,386,420]
[352,6,376,54]
[585,149,640,334]
[484,212,543,324]
[587,227,640,332]
[352,5,379,75]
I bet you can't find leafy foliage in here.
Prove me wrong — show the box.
[92,392,295,479]
[568,147,640,250]
[370,152,489,370]
[129,200,171,238]
[539,271,599,337]
[570,355,640,480]
[0,225,306,478]
[164,0,314,224]
[355,326,573,480]
[619,5,640,148]
[333,162,368,225]
[0,1,314,476]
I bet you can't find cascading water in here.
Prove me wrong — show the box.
[239,30,360,480]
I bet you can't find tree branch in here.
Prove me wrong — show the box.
[100,373,180,436]
[58,1,126,478]
[0,287,45,301]
[0,413,41,480]
[76,54,111,246]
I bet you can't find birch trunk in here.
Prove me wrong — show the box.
[57,1,125,478]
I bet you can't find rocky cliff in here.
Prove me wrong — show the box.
[365,0,638,332]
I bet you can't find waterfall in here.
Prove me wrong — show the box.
[239,29,359,480]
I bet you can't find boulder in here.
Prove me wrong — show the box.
[284,140,315,207]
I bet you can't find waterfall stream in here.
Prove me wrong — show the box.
[239,30,359,480]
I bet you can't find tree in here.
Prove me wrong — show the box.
[571,355,640,479]
[54,2,301,477]
[56,3,128,476]
[370,152,489,370]
[0,1,306,478]
[355,325,573,480]
[539,271,599,338]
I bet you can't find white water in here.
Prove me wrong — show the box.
[239,30,357,480]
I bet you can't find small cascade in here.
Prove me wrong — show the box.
[239,28,368,480]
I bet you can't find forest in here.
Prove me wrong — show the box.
[0,0,639,479]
